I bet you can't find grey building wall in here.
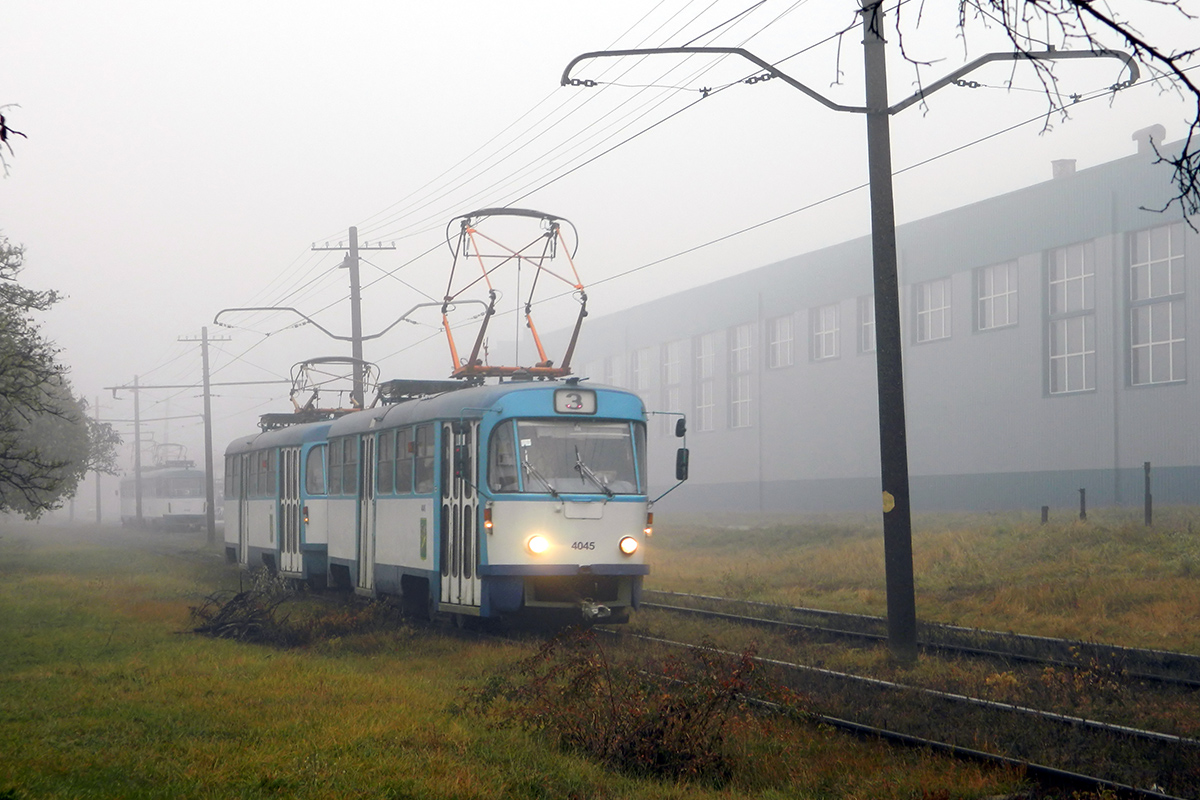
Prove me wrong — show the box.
[562,138,1197,513]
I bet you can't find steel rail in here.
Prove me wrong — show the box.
[644,590,1200,688]
[604,629,1197,800]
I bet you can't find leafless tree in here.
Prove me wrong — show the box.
[938,1,1199,216]
[0,104,25,178]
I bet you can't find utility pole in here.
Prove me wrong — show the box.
[132,375,142,525]
[561,11,1136,663]
[179,327,231,547]
[861,0,916,661]
[94,395,103,524]
[312,227,395,407]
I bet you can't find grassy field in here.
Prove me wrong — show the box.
[0,521,1031,800]
[649,507,1200,653]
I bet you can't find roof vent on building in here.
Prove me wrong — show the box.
[1132,124,1166,155]
[1051,159,1076,179]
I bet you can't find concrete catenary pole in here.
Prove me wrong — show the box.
[311,229,395,409]
[94,395,103,524]
[348,227,364,408]
[133,375,142,525]
[200,327,216,545]
[861,0,917,662]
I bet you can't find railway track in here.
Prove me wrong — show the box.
[642,590,1200,689]
[602,627,1199,800]
[622,590,1200,798]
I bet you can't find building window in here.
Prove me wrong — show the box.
[915,278,951,342]
[767,315,793,368]
[729,323,752,428]
[1130,222,1186,385]
[695,332,716,432]
[661,340,683,436]
[631,347,653,392]
[605,354,625,387]
[1048,242,1096,394]
[858,295,876,353]
[812,304,839,360]
[977,261,1018,330]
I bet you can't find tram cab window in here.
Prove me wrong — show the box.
[488,422,519,492]
[168,476,204,498]
[305,445,326,496]
[510,420,643,495]
[414,424,435,493]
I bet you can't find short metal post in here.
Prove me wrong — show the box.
[1144,461,1152,526]
[1079,488,1087,521]
[1041,506,1049,525]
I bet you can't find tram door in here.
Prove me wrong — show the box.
[356,436,376,593]
[440,422,480,608]
[237,453,250,566]
[279,446,302,575]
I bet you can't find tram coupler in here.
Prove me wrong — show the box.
[580,600,612,621]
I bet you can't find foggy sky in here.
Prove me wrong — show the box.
[2,0,1194,478]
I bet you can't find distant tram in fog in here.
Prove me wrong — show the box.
[120,445,212,531]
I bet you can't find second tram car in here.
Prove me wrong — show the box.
[223,378,677,623]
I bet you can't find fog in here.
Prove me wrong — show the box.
[2,1,1195,518]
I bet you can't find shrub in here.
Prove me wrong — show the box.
[469,629,807,786]
[189,570,405,648]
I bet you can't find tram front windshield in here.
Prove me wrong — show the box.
[489,420,645,495]
[166,476,204,497]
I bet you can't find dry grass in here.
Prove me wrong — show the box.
[0,521,1028,800]
[649,507,1200,652]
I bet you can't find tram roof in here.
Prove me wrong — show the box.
[325,379,644,437]
[225,419,334,456]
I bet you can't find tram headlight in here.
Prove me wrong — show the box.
[526,534,550,555]
[619,536,639,555]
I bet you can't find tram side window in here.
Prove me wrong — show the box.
[488,422,519,492]
[377,431,394,495]
[414,424,434,493]
[395,428,413,494]
[257,451,275,497]
[341,438,358,496]
[305,445,326,496]
[328,439,343,495]
[224,457,236,500]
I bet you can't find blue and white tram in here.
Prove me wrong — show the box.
[224,419,333,581]
[224,378,667,623]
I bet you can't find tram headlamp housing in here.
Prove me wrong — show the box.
[619,536,639,555]
[526,535,549,555]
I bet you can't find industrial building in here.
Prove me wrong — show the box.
[570,126,1198,512]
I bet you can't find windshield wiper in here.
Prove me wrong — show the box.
[522,453,559,498]
[574,446,614,498]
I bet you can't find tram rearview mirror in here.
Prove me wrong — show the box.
[674,418,686,438]
[675,448,689,482]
